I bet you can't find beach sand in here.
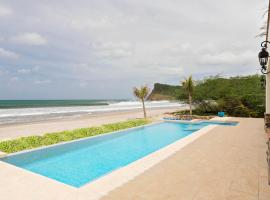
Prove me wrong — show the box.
[0,107,180,141]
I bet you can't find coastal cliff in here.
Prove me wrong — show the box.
[147,83,183,100]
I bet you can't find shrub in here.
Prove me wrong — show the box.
[216,97,261,117]
[193,100,219,115]
[0,119,149,153]
[172,110,190,115]
[231,105,251,117]
[175,96,263,118]
[217,97,242,113]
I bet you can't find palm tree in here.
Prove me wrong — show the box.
[182,76,194,115]
[133,85,150,119]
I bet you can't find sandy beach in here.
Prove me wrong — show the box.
[0,107,180,141]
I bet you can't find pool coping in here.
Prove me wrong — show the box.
[164,117,235,124]
[0,118,236,199]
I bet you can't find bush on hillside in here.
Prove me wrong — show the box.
[193,100,219,116]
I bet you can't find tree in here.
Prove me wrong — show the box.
[182,76,194,115]
[133,85,150,119]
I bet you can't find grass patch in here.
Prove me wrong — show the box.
[0,119,150,153]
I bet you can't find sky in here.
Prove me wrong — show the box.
[0,0,267,99]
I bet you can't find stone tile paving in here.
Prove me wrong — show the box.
[103,118,270,200]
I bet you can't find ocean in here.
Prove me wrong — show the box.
[0,100,183,125]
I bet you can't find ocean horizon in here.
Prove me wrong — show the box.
[0,99,129,109]
[0,100,183,125]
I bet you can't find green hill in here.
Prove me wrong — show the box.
[148,75,265,117]
[147,83,182,100]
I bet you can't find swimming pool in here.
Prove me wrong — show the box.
[0,121,237,187]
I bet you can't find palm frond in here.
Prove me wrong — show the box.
[133,85,150,100]
[182,75,194,95]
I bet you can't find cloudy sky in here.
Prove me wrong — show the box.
[0,0,266,99]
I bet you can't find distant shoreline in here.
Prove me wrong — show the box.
[0,99,119,109]
[0,100,183,126]
[0,106,181,127]
[0,99,181,109]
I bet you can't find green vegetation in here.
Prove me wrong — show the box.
[147,83,183,100]
[0,119,149,153]
[133,85,150,119]
[193,75,265,101]
[194,75,265,117]
[149,74,265,118]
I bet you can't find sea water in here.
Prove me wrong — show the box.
[0,100,182,125]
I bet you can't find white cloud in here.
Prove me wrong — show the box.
[32,66,40,72]
[10,77,19,82]
[92,42,133,59]
[11,33,47,45]
[198,50,255,66]
[34,80,51,84]
[17,68,31,74]
[162,43,192,57]
[17,66,40,74]
[0,48,19,59]
[0,5,12,17]
[70,17,112,30]
[79,82,88,87]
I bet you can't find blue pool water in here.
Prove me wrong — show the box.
[0,121,237,187]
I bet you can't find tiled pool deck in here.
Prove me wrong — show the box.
[0,118,269,199]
